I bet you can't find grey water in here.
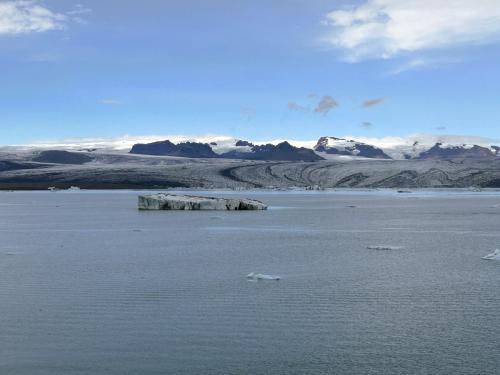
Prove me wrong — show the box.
[1,190,500,375]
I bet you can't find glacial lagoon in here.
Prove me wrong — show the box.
[1,190,500,374]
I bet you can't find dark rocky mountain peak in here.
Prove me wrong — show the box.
[130,140,218,158]
[221,141,323,162]
[235,140,254,147]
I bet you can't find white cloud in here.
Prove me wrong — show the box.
[0,1,89,35]
[0,0,68,34]
[324,0,500,61]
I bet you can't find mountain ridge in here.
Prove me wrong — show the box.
[127,136,500,161]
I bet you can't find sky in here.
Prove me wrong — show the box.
[1,0,500,145]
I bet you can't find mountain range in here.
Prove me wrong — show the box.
[130,139,323,162]
[2,134,500,190]
[128,136,500,162]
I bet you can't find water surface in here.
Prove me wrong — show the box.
[1,190,499,374]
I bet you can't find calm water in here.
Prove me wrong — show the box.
[1,190,500,375]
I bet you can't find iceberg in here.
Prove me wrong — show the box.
[247,272,281,281]
[138,194,267,211]
[482,249,500,260]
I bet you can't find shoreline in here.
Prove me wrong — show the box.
[1,184,500,194]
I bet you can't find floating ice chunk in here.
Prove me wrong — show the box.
[138,194,267,211]
[482,249,500,260]
[247,272,280,281]
[367,245,404,250]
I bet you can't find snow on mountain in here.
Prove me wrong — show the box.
[2,135,242,153]
[314,137,391,159]
[4,135,311,153]
[416,143,497,159]
[346,134,500,159]
[128,138,323,162]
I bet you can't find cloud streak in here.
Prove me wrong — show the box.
[314,95,338,115]
[323,0,500,61]
[288,102,310,112]
[362,98,385,108]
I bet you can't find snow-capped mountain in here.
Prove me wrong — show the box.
[343,134,500,160]
[314,134,500,160]
[4,133,500,161]
[314,137,391,159]
[219,141,323,162]
[129,139,323,162]
[416,143,498,159]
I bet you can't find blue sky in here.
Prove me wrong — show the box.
[1,0,500,144]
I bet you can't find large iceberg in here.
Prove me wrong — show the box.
[138,194,267,211]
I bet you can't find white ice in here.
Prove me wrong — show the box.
[482,249,500,260]
[247,272,281,281]
[367,245,404,250]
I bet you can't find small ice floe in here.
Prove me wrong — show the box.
[247,272,281,281]
[68,186,81,191]
[48,187,58,192]
[305,185,324,191]
[367,245,404,251]
[482,249,500,260]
